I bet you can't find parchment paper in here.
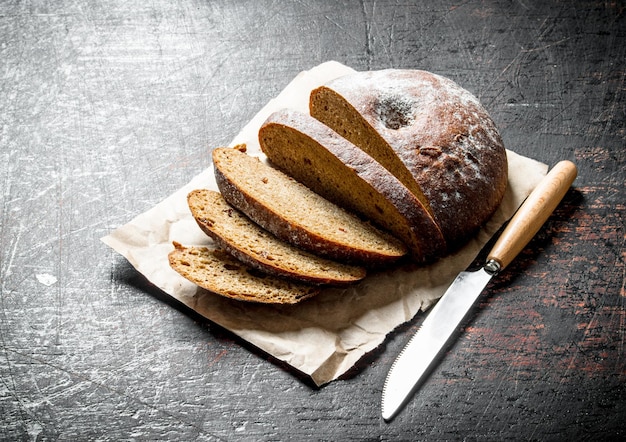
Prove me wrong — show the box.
[101,61,548,386]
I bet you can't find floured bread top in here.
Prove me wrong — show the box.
[310,69,508,246]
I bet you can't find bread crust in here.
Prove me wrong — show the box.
[310,69,508,247]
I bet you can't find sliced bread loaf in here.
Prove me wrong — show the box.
[188,189,366,285]
[258,109,446,262]
[212,147,407,266]
[168,242,320,304]
[309,69,508,246]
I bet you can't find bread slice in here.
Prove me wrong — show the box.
[258,109,446,263]
[168,242,320,304]
[212,147,407,266]
[187,189,366,285]
[310,69,508,246]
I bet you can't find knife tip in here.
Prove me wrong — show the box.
[381,401,398,422]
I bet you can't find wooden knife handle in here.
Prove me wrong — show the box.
[487,160,578,271]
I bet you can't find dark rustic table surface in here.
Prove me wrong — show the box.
[1,1,624,440]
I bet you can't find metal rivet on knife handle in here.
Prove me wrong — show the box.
[487,160,578,271]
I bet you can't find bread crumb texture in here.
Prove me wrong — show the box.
[213,147,407,265]
[168,242,320,304]
[187,189,367,285]
[259,109,446,261]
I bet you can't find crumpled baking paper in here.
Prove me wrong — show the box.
[101,61,548,386]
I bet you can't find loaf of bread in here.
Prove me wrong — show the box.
[310,69,508,246]
[258,109,445,262]
[170,68,509,304]
[168,242,320,304]
[212,147,408,266]
[187,189,366,285]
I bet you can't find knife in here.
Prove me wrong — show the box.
[381,160,578,421]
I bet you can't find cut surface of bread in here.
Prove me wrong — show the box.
[188,189,366,285]
[310,69,508,246]
[168,242,320,304]
[258,109,446,262]
[213,147,407,266]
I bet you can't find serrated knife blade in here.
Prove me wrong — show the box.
[382,160,577,421]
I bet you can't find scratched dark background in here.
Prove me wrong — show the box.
[1,0,624,440]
